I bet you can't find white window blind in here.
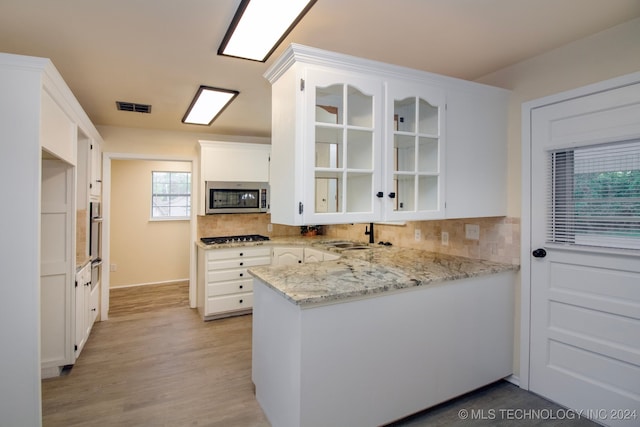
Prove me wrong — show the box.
[547,139,640,250]
[151,171,191,219]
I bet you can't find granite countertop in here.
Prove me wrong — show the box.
[197,236,519,306]
[248,242,518,306]
[76,256,92,271]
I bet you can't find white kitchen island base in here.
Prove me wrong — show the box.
[252,271,515,427]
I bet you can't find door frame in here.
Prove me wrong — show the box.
[101,152,199,320]
[520,71,640,390]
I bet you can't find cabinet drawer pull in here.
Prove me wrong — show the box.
[239,299,244,304]
[239,273,243,277]
[388,192,396,199]
[239,252,244,257]
[239,284,243,289]
[239,262,244,266]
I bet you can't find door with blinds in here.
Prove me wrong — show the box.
[529,80,640,426]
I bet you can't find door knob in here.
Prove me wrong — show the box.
[532,248,547,258]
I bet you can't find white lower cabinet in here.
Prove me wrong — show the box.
[74,262,98,360]
[271,247,304,265]
[304,247,340,263]
[253,271,515,427]
[272,246,340,265]
[197,246,271,320]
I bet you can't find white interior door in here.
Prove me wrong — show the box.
[530,81,640,426]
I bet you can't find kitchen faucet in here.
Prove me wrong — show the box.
[365,222,374,244]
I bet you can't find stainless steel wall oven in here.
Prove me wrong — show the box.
[89,202,102,289]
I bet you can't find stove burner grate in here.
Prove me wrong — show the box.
[200,234,270,245]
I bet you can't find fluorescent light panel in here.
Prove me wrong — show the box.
[182,86,239,126]
[218,0,317,62]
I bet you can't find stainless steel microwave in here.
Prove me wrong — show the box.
[205,181,269,214]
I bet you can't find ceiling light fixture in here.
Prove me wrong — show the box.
[218,0,317,62]
[182,86,239,126]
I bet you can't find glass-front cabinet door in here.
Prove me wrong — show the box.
[386,82,445,220]
[304,69,383,224]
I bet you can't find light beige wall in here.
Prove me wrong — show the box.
[474,17,640,381]
[110,159,191,287]
[477,17,640,217]
[98,125,269,157]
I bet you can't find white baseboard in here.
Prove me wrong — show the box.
[504,374,520,387]
[41,365,62,379]
[110,278,189,289]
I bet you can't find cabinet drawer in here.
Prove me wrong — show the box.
[206,293,253,315]
[207,268,252,283]
[207,279,253,297]
[206,256,271,271]
[206,246,271,261]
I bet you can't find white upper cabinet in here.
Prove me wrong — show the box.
[89,139,102,199]
[41,90,75,165]
[443,86,508,218]
[199,140,270,182]
[385,80,445,221]
[265,44,508,225]
[305,68,383,224]
[198,140,271,215]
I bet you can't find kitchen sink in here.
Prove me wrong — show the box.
[324,241,371,250]
[334,243,370,249]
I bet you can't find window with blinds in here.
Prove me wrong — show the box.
[548,139,640,250]
[151,171,191,219]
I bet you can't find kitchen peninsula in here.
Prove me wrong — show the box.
[249,243,518,427]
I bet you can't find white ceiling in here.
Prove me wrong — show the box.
[1,0,639,138]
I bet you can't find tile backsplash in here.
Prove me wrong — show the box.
[76,209,88,265]
[197,214,300,239]
[323,217,520,265]
[197,214,520,265]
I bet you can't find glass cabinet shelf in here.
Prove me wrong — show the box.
[314,82,376,216]
[391,95,441,215]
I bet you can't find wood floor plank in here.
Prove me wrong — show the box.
[42,282,270,427]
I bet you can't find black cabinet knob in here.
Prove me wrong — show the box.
[388,192,396,199]
[239,285,243,289]
[376,192,384,198]
[298,260,302,263]
[240,262,244,266]
[239,299,244,304]
[239,252,244,257]
[239,273,243,277]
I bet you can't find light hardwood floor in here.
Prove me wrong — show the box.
[42,282,599,427]
[42,282,270,426]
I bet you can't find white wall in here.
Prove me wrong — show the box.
[0,61,45,427]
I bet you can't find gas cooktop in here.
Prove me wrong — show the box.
[200,234,270,245]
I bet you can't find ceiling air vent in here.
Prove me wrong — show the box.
[116,101,152,114]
